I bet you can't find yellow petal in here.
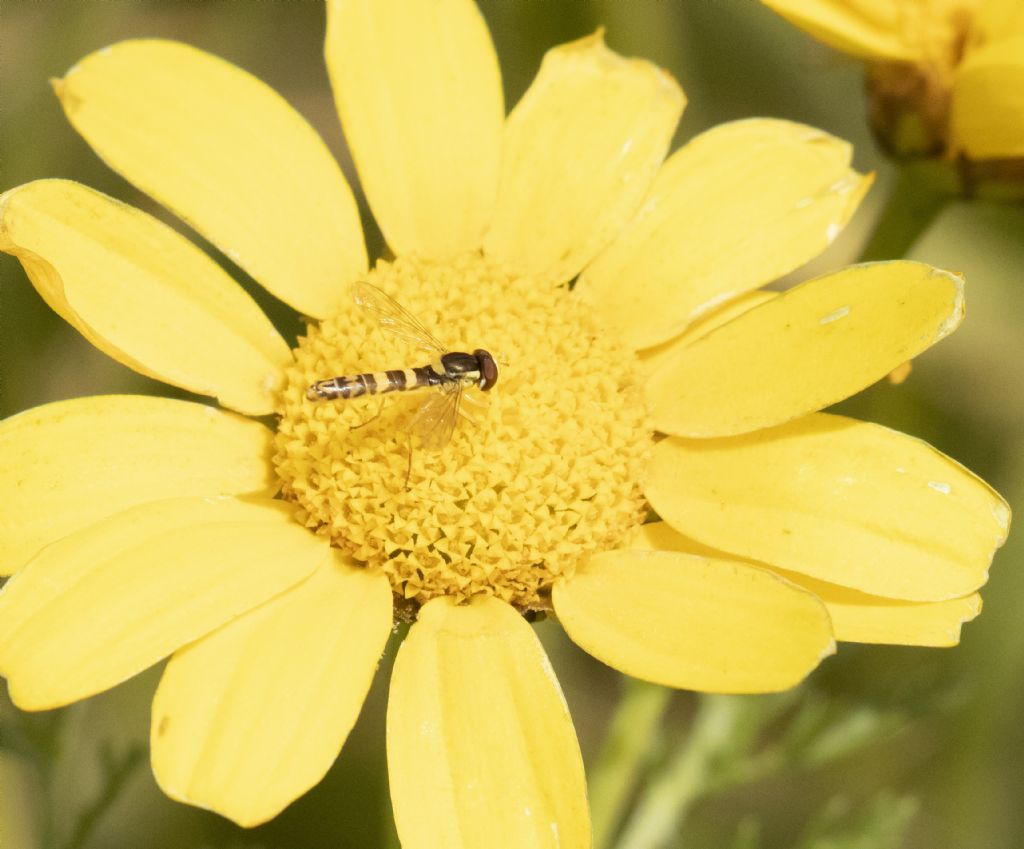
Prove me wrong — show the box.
[151,552,392,827]
[577,120,870,349]
[554,550,834,693]
[0,497,326,710]
[649,261,964,437]
[646,413,1010,602]
[325,0,502,260]
[0,395,274,576]
[484,31,684,284]
[760,0,922,61]
[638,290,777,377]
[625,520,729,559]
[781,572,982,646]
[970,0,1024,44]
[55,39,365,317]
[631,522,983,647]
[951,37,1024,159]
[387,595,589,849]
[0,180,290,415]
[888,360,913,384]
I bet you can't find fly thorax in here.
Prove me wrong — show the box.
[273,252,652,619]
[440,351,480,380]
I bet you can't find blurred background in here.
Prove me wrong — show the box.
[1,2,1021,848]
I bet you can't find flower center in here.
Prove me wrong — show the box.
[274,253,651,616]
[864,1,977,157]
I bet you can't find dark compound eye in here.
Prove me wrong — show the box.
[475,349,499,391]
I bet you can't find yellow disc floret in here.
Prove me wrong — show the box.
[275,253,651,614]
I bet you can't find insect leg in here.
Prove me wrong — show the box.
[350,397,387,430]
[404,439,414,491]
[462,392,487,409]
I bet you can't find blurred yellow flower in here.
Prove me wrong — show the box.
[762,0,1024,160]
[0,0,1009,844]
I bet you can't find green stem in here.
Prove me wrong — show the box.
[613,695,746,849]
[61,743,145,849]
[858,162,955,262]
[17,711,65,849]
[590,679,673,849]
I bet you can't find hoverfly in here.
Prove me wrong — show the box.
[306,282,499,462]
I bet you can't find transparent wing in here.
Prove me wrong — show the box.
[409,383,462,452]
[352,281,447,354]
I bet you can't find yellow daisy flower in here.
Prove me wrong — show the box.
[761,0,1024,160]
[0,0,1010,844]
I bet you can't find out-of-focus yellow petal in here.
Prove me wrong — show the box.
[0,497,326,710]
[649,261,963,437]
[151,552,391,827]
[387,595,589,849]
[0,180,290,415]
[325,0,502,260]
[970,0,1024,44]
[578,120,870,349]
[638,290,776,376]
[484,31,684,285]
[0,395,274,576]
[888,360,913,384]
[554,550,834,693]
[781,572,982,646]
[631,522,982,646]
[951,37,1024,159]
[646,413,1010,602]
[760,0,922,61]
[55,39,365,318]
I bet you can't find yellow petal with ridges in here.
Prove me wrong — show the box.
[577,119,870,349]
[326,0,502,260]
[152,552,392,827]
[760,0,922,61]
[781,572,982,646]
[951,37,1024,159]
[484,31,684,285]
[55,39,365,317]
[388,595,589,849]
[650,261,963,437]
[646,414,1010,602]
[626,521,729,559]
[638,290,776,376]
[0,497,326,710]
[554,550,834,693]
[631,522,983,646]
[0,180,290,415]
[0,395,274,576]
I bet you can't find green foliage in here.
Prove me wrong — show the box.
[795,793,919,849]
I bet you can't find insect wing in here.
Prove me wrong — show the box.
[353,281,447,354]
[409,382,462,451]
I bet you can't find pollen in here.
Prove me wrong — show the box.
[274,253,651,615]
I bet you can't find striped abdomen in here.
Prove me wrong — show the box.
[306,366,442,401]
